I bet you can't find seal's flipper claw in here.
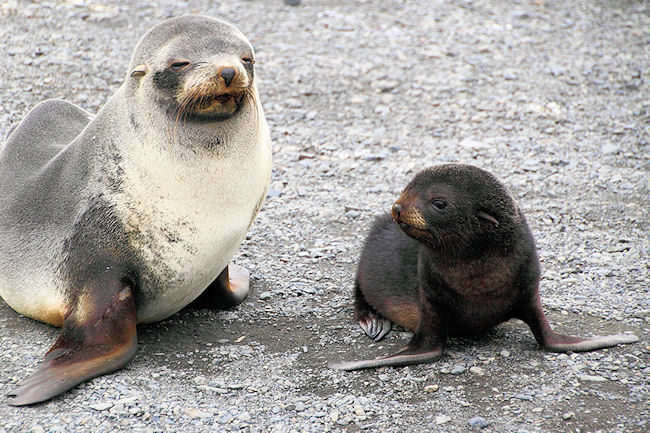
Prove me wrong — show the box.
[328,346,443,371]
[7,278,137,406]
[358,314,392,342]
[189,263,250,310]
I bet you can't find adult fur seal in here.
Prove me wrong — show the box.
[329,164,638,370]
[1,15,272,405]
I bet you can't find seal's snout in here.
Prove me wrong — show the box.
[391,203,402,219]
[178,62,251,119]
[219,67,237,87]
[391,195,428,230]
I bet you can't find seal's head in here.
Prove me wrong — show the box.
[127,15,256,122]
[391,164,520,254]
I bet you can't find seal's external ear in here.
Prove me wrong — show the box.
[478,210,499,226]
[130,64,148,78]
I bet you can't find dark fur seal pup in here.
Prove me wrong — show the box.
[329,164,638,370]
[1,15,271,405]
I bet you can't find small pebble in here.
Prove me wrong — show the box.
[337,416,351,425]
[192,375,207,386]
[182,408,211,419]
[578,374,607,382]
[469,416,490,428]
[90,402,113,411]
[363,153,386,161]
[451,364,466,375]
[601,142,621,155]
[218,412,235,424]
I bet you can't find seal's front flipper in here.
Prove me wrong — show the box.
[328,345,444,371]
[189,264,250,310]
[520,295,639,353]
[7,277,137,406]
[330,303,447,371]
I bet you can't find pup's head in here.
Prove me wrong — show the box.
[391,163,519,253]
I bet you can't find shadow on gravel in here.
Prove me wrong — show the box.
[1,289,644,432]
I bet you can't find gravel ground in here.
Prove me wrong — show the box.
[0,0,648,432]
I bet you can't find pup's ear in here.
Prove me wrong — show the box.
[478,210,499,226]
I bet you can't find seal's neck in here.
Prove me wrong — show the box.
[125,87,260,160]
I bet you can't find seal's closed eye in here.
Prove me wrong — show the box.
[169,60,190,72]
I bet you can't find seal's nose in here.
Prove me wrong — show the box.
[391,203,402,219]
[219,67,236,87]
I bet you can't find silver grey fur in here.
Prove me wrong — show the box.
[0,15,272,325]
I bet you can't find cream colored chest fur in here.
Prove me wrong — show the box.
[115,121,271,323]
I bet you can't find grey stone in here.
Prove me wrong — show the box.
[469,416,490,428]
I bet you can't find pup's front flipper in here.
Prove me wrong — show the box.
[330,302,447,371]
[328,345,443,371]
[7,275,137,406]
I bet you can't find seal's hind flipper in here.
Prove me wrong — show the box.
[541,333,639,352]
[353,281,392,341]
[520,294,639,353]
[7,277,137,406]
[358,313,392,342]
[189,264,250,310]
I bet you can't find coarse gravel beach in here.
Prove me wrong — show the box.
[0,0,648,432]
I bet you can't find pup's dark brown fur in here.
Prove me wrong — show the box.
[329,164,637,370]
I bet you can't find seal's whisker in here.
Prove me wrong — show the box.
[183,94,198,125]
[176,92,196,136]
[173,98,189,141]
